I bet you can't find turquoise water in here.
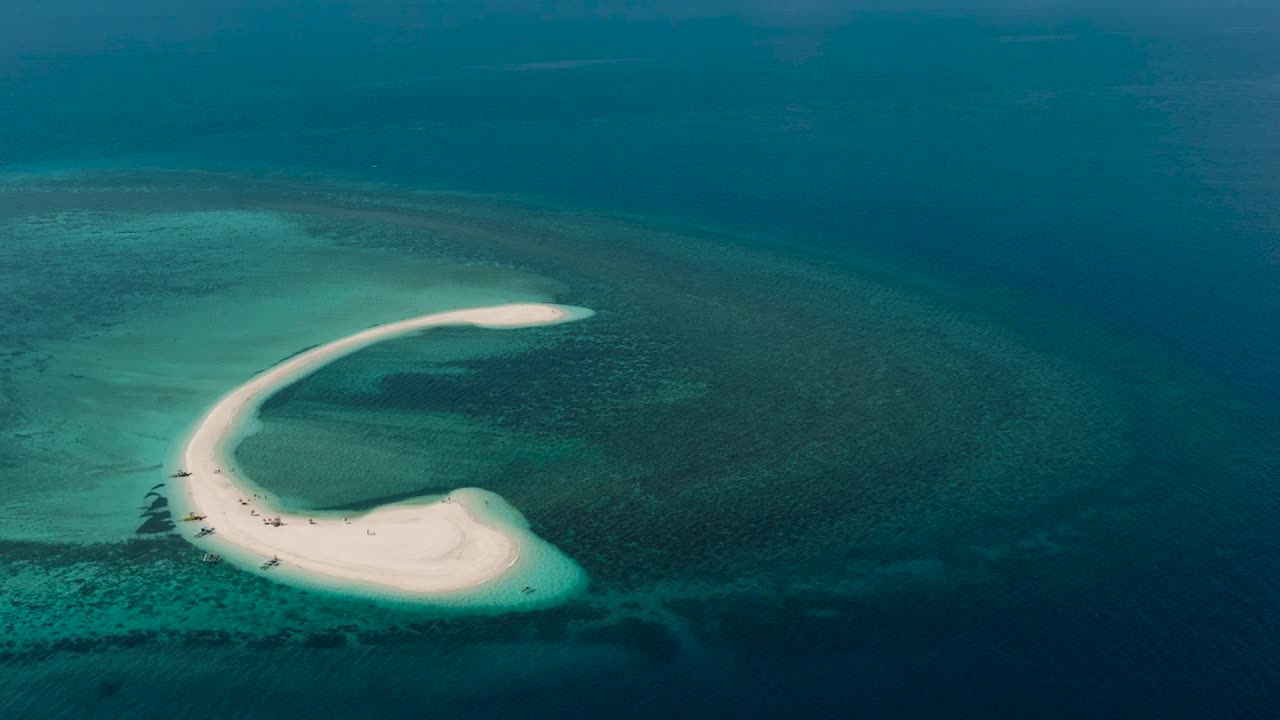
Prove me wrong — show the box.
[3,2,1280,717]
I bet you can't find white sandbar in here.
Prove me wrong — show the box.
[174,303,590,600]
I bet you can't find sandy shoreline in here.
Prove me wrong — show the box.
[175,303,586,596]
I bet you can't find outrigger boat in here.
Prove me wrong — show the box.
[260,556,280,570]
[169,470,192,478]
[194,526,216,538]
[202,553,221,564]
[180,512,206,522]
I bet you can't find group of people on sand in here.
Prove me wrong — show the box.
[232,495,382,535]
[235,494,284,526]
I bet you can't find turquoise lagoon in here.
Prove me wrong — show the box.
[2,3,1280,717]
[0,167,1253,639]
[0,162,1272,718]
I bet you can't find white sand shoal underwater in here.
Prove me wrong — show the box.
[174,303,591,602]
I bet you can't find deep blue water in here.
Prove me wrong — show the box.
[3,1,1280,718]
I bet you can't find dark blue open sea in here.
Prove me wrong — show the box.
[2,1,1279,718]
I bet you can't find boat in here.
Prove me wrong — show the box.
[259,556,280,570]
[202,553,221,564]
[194,526,216,538]
[169,470,192,478]
[180,512,206,522]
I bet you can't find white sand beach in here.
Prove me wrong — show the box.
[175,303,587,596]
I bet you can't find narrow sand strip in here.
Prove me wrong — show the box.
[175,303,585,596]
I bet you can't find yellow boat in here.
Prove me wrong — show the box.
[181,512,206,522]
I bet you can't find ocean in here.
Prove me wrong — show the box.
[2,1,1279,717]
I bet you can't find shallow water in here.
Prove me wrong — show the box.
[3,3,1280,718]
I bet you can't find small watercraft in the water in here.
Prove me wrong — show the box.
[202,553,221,564]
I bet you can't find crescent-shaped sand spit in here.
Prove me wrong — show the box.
[172,303,593,607]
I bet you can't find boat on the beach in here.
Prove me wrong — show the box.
[180,512,206,522]
[169,470,192,478]
[194,526,215,538]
